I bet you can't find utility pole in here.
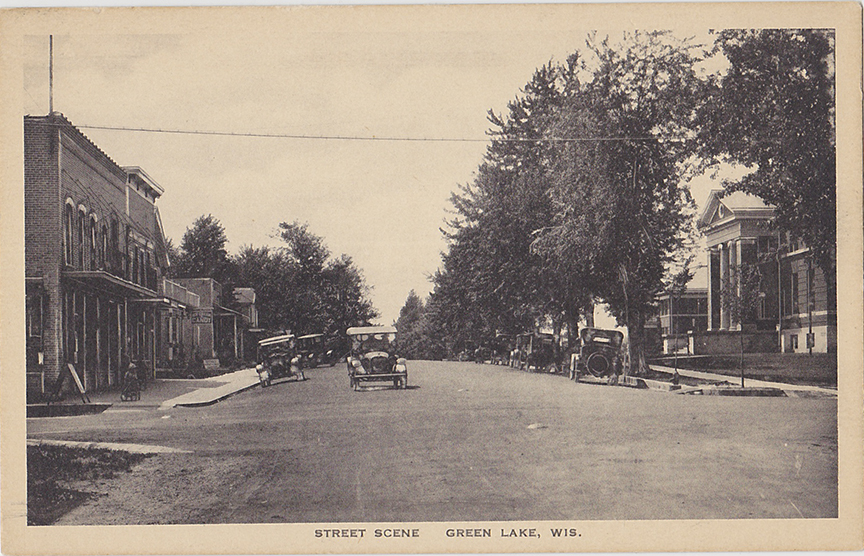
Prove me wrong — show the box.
[807,257,813,355]
[49,35,53,113]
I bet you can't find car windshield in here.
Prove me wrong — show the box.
[259,340,294,360]
[351,332,395,353]
[581,328,623,347]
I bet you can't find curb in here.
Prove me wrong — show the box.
[650,364,837,398]
[699,386,787,397]
[170,381,261,408]
[621,376,681,392]
[27,403,112,418]
[27,438,191,454]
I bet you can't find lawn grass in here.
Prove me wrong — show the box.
[649,353,837,387]
[27,444,150,525]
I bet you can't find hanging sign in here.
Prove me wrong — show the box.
[192,310,212,324]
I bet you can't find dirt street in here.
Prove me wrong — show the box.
[27,360,837,524]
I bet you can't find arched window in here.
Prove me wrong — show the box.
[89,215,98,270]
[64,201,74,266]
[110,219,119,273]
[77,207,87,269]
[131,244,138,285]
[100,224,108,270]
[124,226,131,279]
[145,251,153,289]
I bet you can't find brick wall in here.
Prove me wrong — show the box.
[24,114,170,397]
[24,117,62,392]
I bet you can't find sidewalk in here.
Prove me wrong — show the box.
[158,368,261,409]
[650,364,838,397]
[84,367,261,410]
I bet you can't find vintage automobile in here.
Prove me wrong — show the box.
[346,325,407,390]
[490,333,513,365]
[512,332,559,373]
[570,327,626,382]
[256,334,306,387]
[296,333,342,368]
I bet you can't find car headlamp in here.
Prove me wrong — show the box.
[351,358,363,368]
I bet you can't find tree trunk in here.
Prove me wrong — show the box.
[585,301,595,328]
[626,311,649,377]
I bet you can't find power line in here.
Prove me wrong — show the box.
[28,120,684,144]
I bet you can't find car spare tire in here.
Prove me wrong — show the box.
[585,352,611,377]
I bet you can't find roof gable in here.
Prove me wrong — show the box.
[698,189,774,230]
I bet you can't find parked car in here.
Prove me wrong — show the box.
[570,327,625,382]
[293,333,331,368]
[490,333,513,365]
[256,334,306,387]
[512,332,559,372]
[346,325,407,390]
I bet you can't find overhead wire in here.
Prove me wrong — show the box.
[26,119,686,144]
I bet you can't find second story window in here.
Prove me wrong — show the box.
[110,219,119,272]
[77,209,86,269]
[791,272,799,315]
[89,216,98,270]
[64,202,74,266]
[131,244,138,285]
[100,224,108,270]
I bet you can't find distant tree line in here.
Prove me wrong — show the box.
[396,29,835,372]
[168,215,378,337]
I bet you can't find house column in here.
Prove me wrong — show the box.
[719,242,730,330]
[707,248,715,330]
[730,240,740,331]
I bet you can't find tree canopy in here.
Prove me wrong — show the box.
[170,214,232,283]
[170,216,378,339]
[425,32,702,371]
[694,29,836,297]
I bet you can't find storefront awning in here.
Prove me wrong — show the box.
[62,270,157,299]
[215,305,245,319]
[129,297,188,310]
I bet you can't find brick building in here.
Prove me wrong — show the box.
[25,113,190,400]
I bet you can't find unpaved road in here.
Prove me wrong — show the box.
[27,360,837,524]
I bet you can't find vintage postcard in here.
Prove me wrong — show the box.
[1,2,862,554]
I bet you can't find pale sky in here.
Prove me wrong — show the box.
[21,14,724,325]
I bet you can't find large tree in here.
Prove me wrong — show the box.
[695,29,836,302]
[273,221,378,335]
[435,63,592,347]
[395,290,427,359]
[171,214,233,283]
[232,245,295,331]
[534,31,702,375]
[319,254,378,336]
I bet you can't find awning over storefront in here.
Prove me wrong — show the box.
[62,270,156,299]
[215,305,245,319]
[129,296,188,310]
